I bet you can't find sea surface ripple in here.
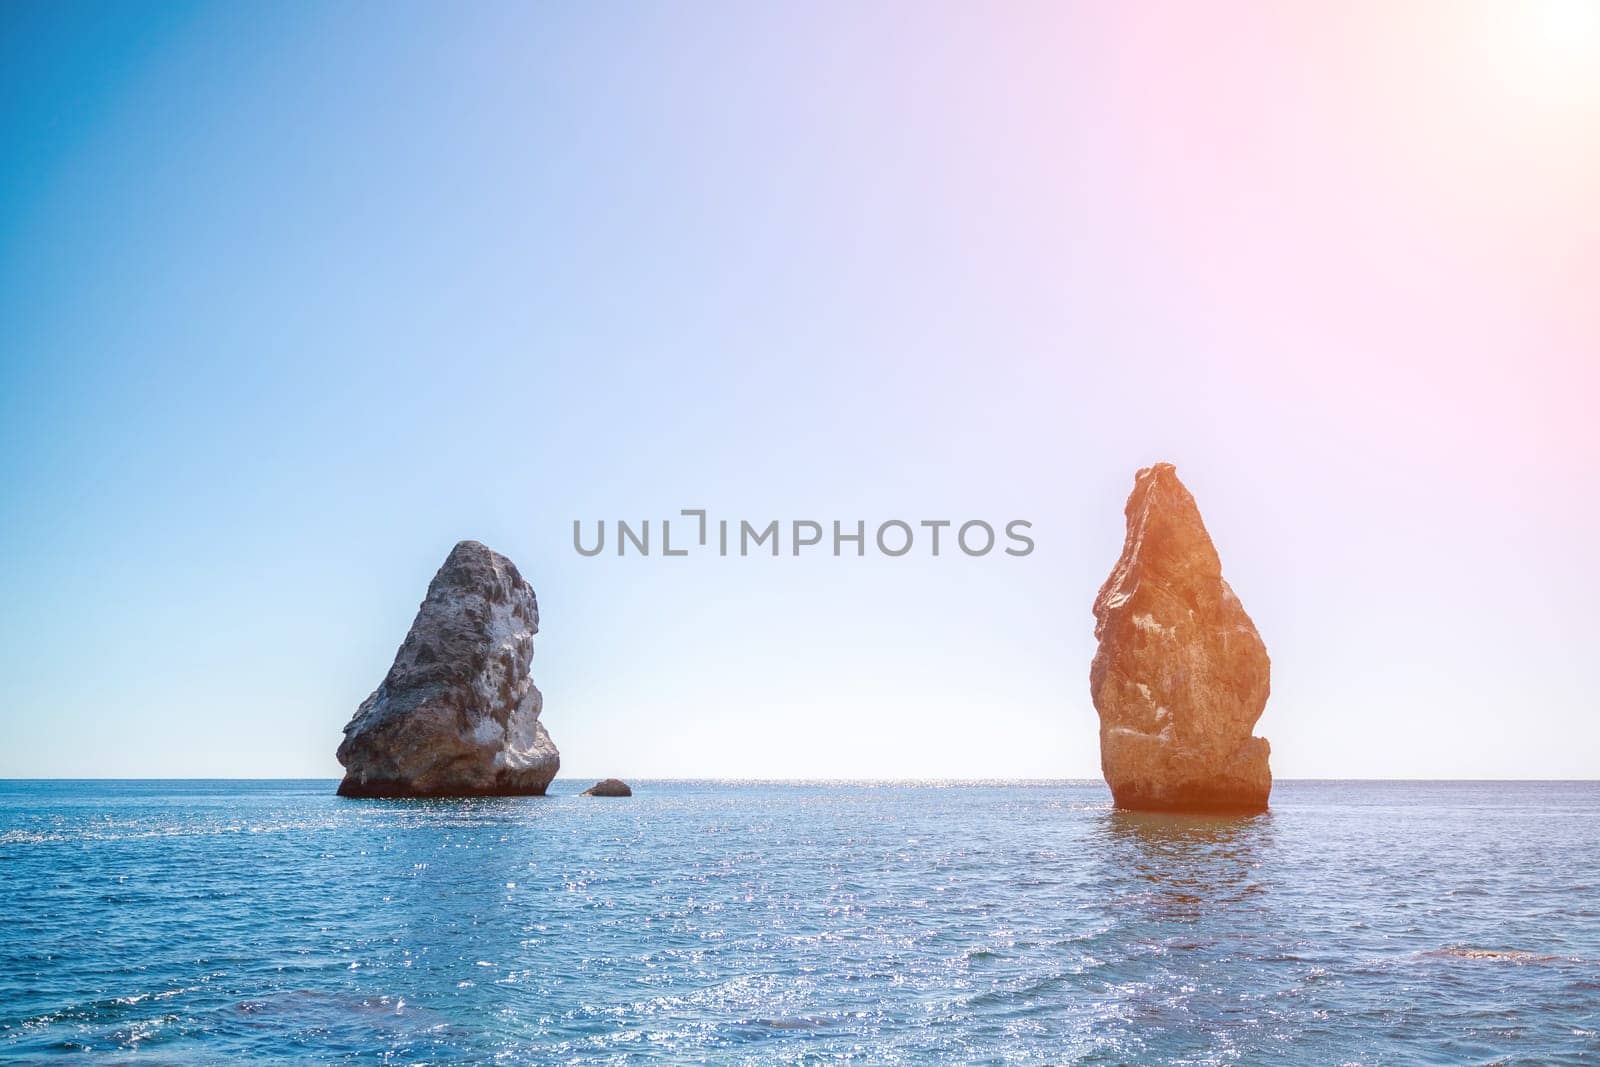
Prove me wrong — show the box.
[1,780,1597,1064]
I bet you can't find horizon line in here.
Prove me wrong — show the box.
[1,776,1596,784]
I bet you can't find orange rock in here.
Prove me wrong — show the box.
[1091,464,1272,813]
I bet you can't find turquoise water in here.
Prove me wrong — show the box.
[1,780,1596,1064]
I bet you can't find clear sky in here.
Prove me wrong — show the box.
[2,1,1596,780]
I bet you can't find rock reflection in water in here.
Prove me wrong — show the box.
[1095,809,1275,919]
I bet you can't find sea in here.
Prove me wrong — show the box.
[1,780,1596,1064]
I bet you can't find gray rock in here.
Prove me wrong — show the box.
[337,541,559,797]
[580,778,632,797]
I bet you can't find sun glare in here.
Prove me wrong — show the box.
[1536,0,1600,55]
[1479,0,1600,107]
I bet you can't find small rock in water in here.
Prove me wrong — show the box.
[1090,464,1272,813]
[336,541,560,797]
[581,778,632,797]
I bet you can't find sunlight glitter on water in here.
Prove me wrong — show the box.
[0,779,1597,1063]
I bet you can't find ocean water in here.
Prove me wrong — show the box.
[1,781,1596,1065]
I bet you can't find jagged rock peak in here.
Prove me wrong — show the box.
[336,540,560,798]
[1090,464,1272,813]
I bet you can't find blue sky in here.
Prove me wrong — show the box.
[2,1,1596,778]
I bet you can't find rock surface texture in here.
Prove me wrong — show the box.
[581,778,632,797]
[1090,464,1272,813]
[337,541,559,797]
